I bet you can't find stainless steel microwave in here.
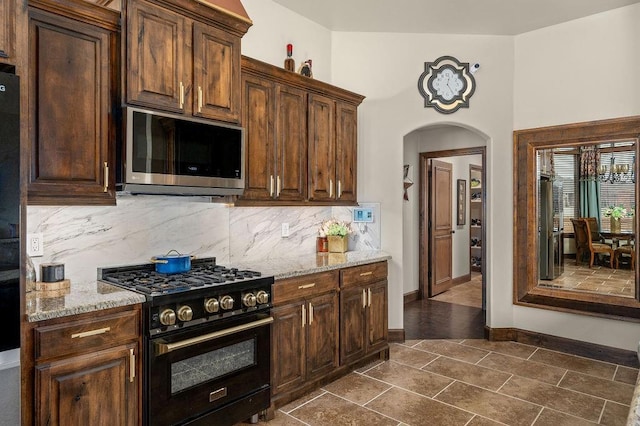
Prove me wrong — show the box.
[122,107,245,196]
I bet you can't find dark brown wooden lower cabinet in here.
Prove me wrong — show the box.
[35,343,138,426]
[270,262,388,411]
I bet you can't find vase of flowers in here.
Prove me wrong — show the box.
[319,218,352,253]
[604,205,629,234]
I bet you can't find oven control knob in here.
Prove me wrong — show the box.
[242,293,257,308]
[204,298,219,313]
[159,309,176,326]
[256,290,270,305]
[220,295,234,310]
[177,305,193,322]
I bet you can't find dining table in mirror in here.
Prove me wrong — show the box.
[514,116,640,319]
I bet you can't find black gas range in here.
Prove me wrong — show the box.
[99,257,274,426]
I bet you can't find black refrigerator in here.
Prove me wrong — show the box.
[539,177,564,280]
[0,70,21,426]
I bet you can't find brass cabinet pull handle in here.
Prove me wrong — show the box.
[276,176,281,197]
[368,288,372,307]
[155,317,274,355]
[329,179,333,198]
[359,271,373,277]
[198,86,203,113]
[179,82,185,109]
[362,289,366,308]
[71,326,110,339]
[103,162,109,192]
[302,304,306,328]
[338,180,342,198]
[129,348,135,383]
[270,175,274,197]
[298,283,316,289]
[309,303,314,324]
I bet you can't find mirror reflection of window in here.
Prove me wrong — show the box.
[536,141,636,298]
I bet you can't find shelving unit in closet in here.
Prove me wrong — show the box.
[469,165,483,272]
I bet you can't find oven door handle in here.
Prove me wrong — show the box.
[154,317,274,356]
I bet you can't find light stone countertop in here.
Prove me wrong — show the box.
[26,250,391,322]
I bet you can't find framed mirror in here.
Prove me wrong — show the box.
[514,116,640,319]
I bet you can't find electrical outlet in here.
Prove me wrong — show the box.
[281,223,290,238]
[27,233,44,257]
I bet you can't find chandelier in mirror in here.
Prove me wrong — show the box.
[598,142,636,184]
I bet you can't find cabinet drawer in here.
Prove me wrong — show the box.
[35,309,139,361]
[273,271,338,305]
[340,262,387,288]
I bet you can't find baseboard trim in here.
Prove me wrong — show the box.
[403,291,419,304]
[388,329,405,343]
[452,273,472,286]
[486,326,638,368]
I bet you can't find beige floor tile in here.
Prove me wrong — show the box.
[532,408,597,425]
[389,342,439,368]
[499,375,604,422]
[600,400,631,426]
[364,360,453,397]
[434,381,542,426]
[365,386,474,426]
[466,416,504,426]
[288,393,397,426]
[401,339,424,347]
[614,365,639,385]
[353,358,385,374]
[461,339,537,359]
[421,356,511,391]
[529,348,617,379]
[414,339,490,363]
[322,372,391,405]
[258,411,307,425]
[559,370,635,405]
[478,352,567,385]
[278,388,326,413]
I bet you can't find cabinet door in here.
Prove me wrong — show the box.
[241,75,276,201]
[35,343,138,426]
[275,84,307,201]
[306,292,338,380]
[126,0,188,113]
[307,94,336,201]
[367,280,388,353]
[271,302,305,396]
[28,8,116,205]
[193,22,240,123]
[339,285,366,365]
[0,0,15,61]
[335,102,357,202]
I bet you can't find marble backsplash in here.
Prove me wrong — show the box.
[27,194,381,285]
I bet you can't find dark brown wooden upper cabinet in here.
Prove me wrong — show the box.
[239,71,307,203]
[125,0,249,124]
[237,56,364,206]
[27,0,119,205]
[0,0,16,63]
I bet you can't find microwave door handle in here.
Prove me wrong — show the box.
[154,317,274,355]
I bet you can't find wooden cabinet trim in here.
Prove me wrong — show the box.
[340,262,388,288]
[272,271,339,306]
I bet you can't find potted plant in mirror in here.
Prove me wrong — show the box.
[319,219,352,253]
[604,205,629,234]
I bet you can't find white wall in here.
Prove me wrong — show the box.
[329,32,514,331]
[511,4,640,350]
[241,0,332,82]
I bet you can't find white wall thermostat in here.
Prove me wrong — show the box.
[353,207,374,223]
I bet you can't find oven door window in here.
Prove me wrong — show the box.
[171,338,255,394]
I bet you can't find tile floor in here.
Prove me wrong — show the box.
[538,262,635,297]
[430,273,483,308]
[257,339,637,426]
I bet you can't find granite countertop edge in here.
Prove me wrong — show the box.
[26,250,392,323]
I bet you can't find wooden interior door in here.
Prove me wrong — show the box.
[429,159,453,296]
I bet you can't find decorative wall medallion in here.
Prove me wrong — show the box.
[418,56,476,114]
